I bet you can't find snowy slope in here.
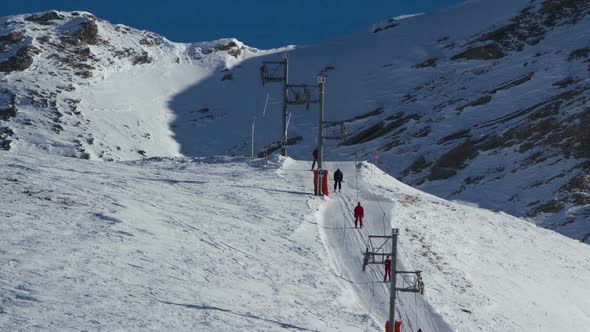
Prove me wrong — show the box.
[0,10,282,160]
[3,1,587,242]
[0,153,371,331]
[1,151,589,331]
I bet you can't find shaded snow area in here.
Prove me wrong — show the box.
[1,152,589,331]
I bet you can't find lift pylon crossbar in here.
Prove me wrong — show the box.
[286,84,320,110]
[287,83,319,88]
[260,63,285,84]
[362,235,393,270]
[322,121,347,140]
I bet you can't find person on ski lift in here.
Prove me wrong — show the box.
[384,255,391,282]
[333,168,343,192]
[354,202,364,229]
[311,148,318,170]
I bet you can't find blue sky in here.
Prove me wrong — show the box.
[1,0,463,48]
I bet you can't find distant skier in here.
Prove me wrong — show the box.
[311,148,318,170]
[333,168,343,192]
[354,202,364,229]
[384,255,391,282]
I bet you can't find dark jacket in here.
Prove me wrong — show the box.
[334,169,343,181]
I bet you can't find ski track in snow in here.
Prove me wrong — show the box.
[1,152,590,331]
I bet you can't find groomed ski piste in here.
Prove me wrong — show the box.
[1,152,589,331]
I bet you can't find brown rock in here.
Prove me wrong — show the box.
[451,43,505,61]
[413,58,437,69]
[568,47,590,61]
[0,45,40,73]
[531,200,566,215]
[429,140,478,180]
[436,140,478,169]
[25,11,65,23]
[71,21,99,45]
[0,31,24,52]
[567,174,590,192]
[456,96,493,112]
[403,156,430,176]
[132,52,153,65]
[571,193,590,205]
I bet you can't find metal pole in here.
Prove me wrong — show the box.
[281,54,289,157]
[317,76,325,196]
[251,117,255,158]
[389,228,399,332]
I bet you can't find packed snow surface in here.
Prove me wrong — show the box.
[1,152,589,331]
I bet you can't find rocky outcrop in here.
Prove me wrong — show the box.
[452,0,590,62]
[0,127,13,150]
[0,31,24,52]
[25,11,65,24]
[486,73,534,94]
[0,45,40,72]
[451,43,505,60]
[403,156,430,176]
[531,200,566,215]
[429,140,478,180]
[456,96,492,112]
[0,95,17,120]
[343,113,419,146]
[203,41,245,58]
[68,21,99,45]
[568,47,590,61]
[413,57,438,68]
[373,18,399,33]
[132,51,153,65]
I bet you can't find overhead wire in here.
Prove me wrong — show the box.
[330,161,439,331]
[359,160,438,332]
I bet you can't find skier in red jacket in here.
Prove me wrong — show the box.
[384,255,391,282]
[354,202,364,229]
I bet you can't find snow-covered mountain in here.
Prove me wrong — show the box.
[2,2,590,330]
[0,10,274,160]
[1,0,588,243]
[1,152,589,331]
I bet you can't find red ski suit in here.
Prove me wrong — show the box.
[384,258,391,281]
[354,205,364,228]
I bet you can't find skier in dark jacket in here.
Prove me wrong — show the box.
[311,148,318,170]
[333,168,343,192]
